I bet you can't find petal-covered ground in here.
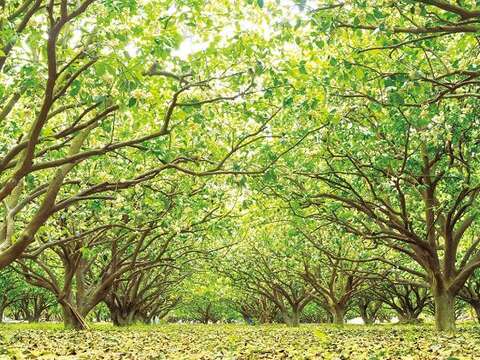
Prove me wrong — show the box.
[0,323,479,359]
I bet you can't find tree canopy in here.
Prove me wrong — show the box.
[1,0,480,333]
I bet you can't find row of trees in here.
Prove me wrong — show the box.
[0,0,302,329]
[210,204,480,326]
[1,0,480,332]
[3,222,480,328]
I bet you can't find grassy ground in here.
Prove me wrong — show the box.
[0,323,479,359]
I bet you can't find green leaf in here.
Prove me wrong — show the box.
[128,97,137,107]
[69,79,81,96]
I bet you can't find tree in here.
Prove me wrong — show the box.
[373,281,431,324]
[311,1,480,105]
[12,287,56,322]
[0,268,25,322]
[175,274,238,323]
[220,230,313,327]
[231,293,279,324]
[355,292,384,325]
[16,179,230,329]
[105,267,182,326]
[299,231,368,325]
[292,105,480,332]
[0,0,301,269]
[300,301,333,324]
[459,270,480,322]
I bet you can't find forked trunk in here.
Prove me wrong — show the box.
[397,307,421,324]
[361,315,374,325]
[359,305,373,325]
[61,302,88,330]
[110,308,139,326]
[398,313,421,324]
[114,313,136,326]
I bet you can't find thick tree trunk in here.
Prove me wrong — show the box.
[281,310,300,327]
[115,313,137,326]
[110,310,121,326]
[257,306,277,324]
[433,290,456,332]
[361,315,373,325]
[110,307,139,326]
[290,311,299,327]
[259,315,271,324]
[31,306,43,322]
[61,303,88,330]
[325,312,334,323]
[331,305,345,325]
[141,314,152,325]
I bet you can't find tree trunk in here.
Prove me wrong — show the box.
[433,290,456,332]
[61,303,88,330]
[110,309,121,326]
[141,314,151,325]
[397,310,421,324]
[331,305,345,325]
[470,301,480,323]
[361,315,373,325]
[290,310,300,327]
[281,310,300,327]
[258,313,269,324]
[116,313,136,326]
[111,308,138,326]
[31,306,43,322]
[359,304,373,325]
[325,312,334,323]
[258,307,276,324]
[395,303,421,324]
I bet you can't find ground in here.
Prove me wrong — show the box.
[0,323,479,359]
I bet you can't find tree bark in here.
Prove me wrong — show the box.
[281,310,300,327]
[107,298,146,327]
[114,312,138,326]
[470,301,480,323]
[331,305,345,325]
[110,307,135,326]
[433,290,456,332]
[358,303,373,324]
[398,312,421,324]
[61,302,88,330]
[290,310,300,327]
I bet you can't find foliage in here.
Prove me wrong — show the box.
[2,0,480,341]
[1,323,480,359]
